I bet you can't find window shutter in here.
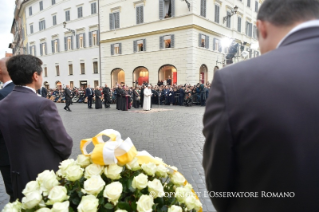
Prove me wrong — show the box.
[57,39,60,52]
[171,0,175,17]
[159,0,164,20]
[39,22,41,30]
[111,44,114,55]
[213,38,216,50]
[201,0,206,17]
[115,12,120,28]
[34,46,37,56]
[109,13,114,30]
[52,40,54,53]
[140,6,144,24]
[205,36,209,49]
[83,33,86,48]
[40,44,43,56]
[133,40,137,52]
[78,7,80,18]
[91,3,93,14]
[143,39,146,51]
[29,46,32,55]
[227,12,231,28]
[119,43,122,54]
[44,20,46,30]
[218,40,222,52]
[198,33,202,47]
[71,36,74,50]
[136,6,140,24]
[45,42,47,55]
[64,37,67,51]
[76,34,79,49]
[160,36,164,49]
[247,0,250,7]
[97,30,100,45]
[238,17,241,32]
[89,32,92,47]
[171,34,175,48]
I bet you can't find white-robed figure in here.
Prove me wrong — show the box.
[143,85,152,111]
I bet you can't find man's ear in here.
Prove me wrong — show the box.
[257,20,268,40]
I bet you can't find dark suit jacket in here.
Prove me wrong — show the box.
[85,88,93,97]
[203,27,319,212]
[64,89,72,101]
[0,86,73,200]
[37,87,47,98]
[0,82,15,166]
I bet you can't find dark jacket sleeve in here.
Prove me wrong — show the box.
[38,100,73,160]
[202,71,235,212]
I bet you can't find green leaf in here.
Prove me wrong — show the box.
[71,196,81,205]
[127,178,135,193]
[159,205,168,212]
[155,197,164,205]
[117,201,130,211]
[69,207,75,212]
[131,202,137,211]
[99,196,105,205]
[104,203,114,210]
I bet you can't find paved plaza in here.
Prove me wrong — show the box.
[0,103,215,212]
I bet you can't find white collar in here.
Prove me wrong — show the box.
[22,86,36,93]
[277,20,319,48]
[3,80,12,88]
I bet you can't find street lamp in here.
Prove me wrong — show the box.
[63,22,75,36]
[223,5,238,23]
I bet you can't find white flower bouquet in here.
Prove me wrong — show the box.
[2,129,202,212]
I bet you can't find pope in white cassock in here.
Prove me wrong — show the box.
[143,85,152,111]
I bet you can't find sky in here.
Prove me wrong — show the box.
[0,0,15,56]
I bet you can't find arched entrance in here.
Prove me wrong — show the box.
[43,81,49,90]
[56,81,62,90]
[199,64,208,84]
[158,65,177,85]
[133,66,149,86]
[111,68,125,88]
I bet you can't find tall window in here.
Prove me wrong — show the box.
[68,37,72,50]
[65,10,70,21]
[44,67,47,77]
[78,7,83,18]
[200,0,206,17]
[39,20,46,31]
[69,64,73,75]
[109,12,120,30]
[253,25,257,39]
[160,35,175,49]
[80,36,83,48]
[77,34,86,49]
[91,2,97,14]
[134,39,146,52]
[65,36,73,51]
[89,31,99,46]
[56,66,60,76]
[246,21,253,37]
[80,63,85,74]
[93,33,97,46]
[214,4,220,23]
[238,16,242,32]
[39,1,43,11]
[247,0,251,7]
[40,43,46,56]
[94,80,99,88]
[30,45,36,56]
[29,7,32,16]
[255,1,259,12]
[136,6,144,24]
[93,62,98,73]
[52,0,56,5]
[226,11,231,28]
[111,43,122,55]
[53,15,57,26]
[198,34,209,49]
[52,39,59,53]
[114,44,120,54]
[159,0,175,19]
[30,24,34,34]
[213,38,221,52]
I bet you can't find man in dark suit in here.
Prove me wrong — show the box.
[0,55,73,201]
[37,86,47,98]
[167,76,172,86]
[64,85,72,112]
[103,84,111,108]
[0,57,14,202]
[85,84,94,108]
[203,1,319,212]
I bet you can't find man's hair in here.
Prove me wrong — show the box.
[258,0,319,26]
[6,55,42,86]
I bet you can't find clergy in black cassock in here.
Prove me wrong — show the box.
[140,86,144,107]
[94,87,102,109]
[133,88,140,108]
[116,86,122,110]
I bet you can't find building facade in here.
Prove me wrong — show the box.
[100,0,262,87]
[22,0,100,89]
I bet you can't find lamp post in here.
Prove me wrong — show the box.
[63,22,75,36]
[223,6,238,23]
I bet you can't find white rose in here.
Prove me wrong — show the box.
[2,200,22,212]
[132,173,148,190]
[51,201,70,212]
[36,208,51,212]
[77,195,99,212]
[46,186,69,205]
[22,181,40,196]
[168,205,183,212]
[136,195,154,212]
[147,179,164,198]
[84,164,104,178]
[58,159,76,177]
[76,154,91,168]
[155,164,169,178]
[65,165,84,181]
[141,163,156,176]
[22,191,42,209]
[154,157,164,163]
[185,196,202,212]
[105,164,123,180]
[175,187,190,203]
[126,157,141,171]
[184,183,193,191]
[83,175,106,196]
[36,170,59,195]
[170,172,186,186]
[115,210,128,212]
[103,181,123,205]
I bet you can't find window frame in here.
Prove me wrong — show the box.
[53,15,57,26]
[214,3,220,23]
[91,2,97,14]
[39,1,43,11]
[80,63,85,74]
[65,10,70,21]
[78,6,83,18]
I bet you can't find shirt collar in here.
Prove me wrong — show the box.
[3,80,12,88]
[277,20,319,48]
[22,86,36,93]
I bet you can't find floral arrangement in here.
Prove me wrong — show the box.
[2,130,202,212]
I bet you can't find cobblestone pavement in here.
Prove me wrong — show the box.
[0,103,215,212]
